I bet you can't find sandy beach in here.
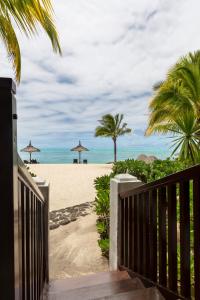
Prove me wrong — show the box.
[29,164,112,279]
[30,164,112,211]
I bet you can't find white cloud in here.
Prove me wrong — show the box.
[0,0,200,146]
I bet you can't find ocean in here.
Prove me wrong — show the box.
[19,145,171,164]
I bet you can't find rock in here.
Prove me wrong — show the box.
[63,213,69,218]
[49,201,94,227]
[50,223,60,230]
[62,215,70,220]
[137,154,158,164]
[50,212,56,219]
[70,214,77,222]
[137,154,148,161]
[53,216,61,222]
[59,219,70,225]
[81,212,89,217]
[58,208,66,213]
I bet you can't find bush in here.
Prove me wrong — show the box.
[98,239,109,258]
[94,189,109,217]
[94,158,193,259]
[96,219,108,237]
[112,158,191,183]
[147,159,190,182]
[94,175,111,192]
[94,175,110,258]
[112,159,150,182]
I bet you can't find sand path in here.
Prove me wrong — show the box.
[29,164,111,279]
[49,214,109,279]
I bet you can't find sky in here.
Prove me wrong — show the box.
[1,0,200,149]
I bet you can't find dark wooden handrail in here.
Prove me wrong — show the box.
[119,164,200,299]
[18,155,44,201]
[120,164,200,198]
[0,78,49,300]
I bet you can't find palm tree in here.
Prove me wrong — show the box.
[146,50,200,162]
[149,110,200,163]
[147,51,200,131]
[0,0,61,82]
[95,114,132,162]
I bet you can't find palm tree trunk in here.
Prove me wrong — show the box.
[113,138,117,162]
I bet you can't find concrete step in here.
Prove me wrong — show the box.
[48,277,144,300]
[49,271,132,293]
[95,287,165,300]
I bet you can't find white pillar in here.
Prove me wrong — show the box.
[109,174,142,271]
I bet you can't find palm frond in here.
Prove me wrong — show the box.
[0,13,21,81]
[0,0,61,81]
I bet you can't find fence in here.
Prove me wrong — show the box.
[119,165,200,299]
[0,78,49,300]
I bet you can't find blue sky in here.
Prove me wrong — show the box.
[0,0,200,149]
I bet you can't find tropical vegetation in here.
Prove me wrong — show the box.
[112,158,190,183]
[95,114,132,162]
[94,157,191,258]
[0,0,61,82]
[146,51,200,163]
[94,175,110,257]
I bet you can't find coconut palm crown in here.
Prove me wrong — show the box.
[0,0,61,82]
[146,50,200,163]
[95,114,132,162]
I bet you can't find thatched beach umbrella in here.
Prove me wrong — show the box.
[71,140,89,163]
[21,141,40,163]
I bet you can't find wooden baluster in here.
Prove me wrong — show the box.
[143,191,150,278]
[179,181,191,298]
[149,189,157,282]
[168,183,178,293]
[128,196,133,269]
[124,198,129,267]
[158,186,167,287]
[137,193,144,275]
[36,200,39,299]
[120,199,125,266]
[31,192,34,300]
[21,183,27,300]
[26,188,31,300]
[133,195,138,272]
[193,179,200,300]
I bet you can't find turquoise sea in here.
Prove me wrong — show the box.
[19,145,171,164]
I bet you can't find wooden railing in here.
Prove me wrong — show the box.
[18,157,49,300]
[119,165,200,299]
[0,78,49,300]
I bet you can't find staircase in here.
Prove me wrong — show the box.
[47,271,164,299]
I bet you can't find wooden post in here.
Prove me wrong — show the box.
[0,78,20,299]
[34,177,50,284]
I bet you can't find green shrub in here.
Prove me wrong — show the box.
[96,219,109,239]
[112,159,150,182]
[95,158,193,259]
[94,175,110,258]
[94,175,111,192]
[98,238,109,258]
[94,189,109,217]
[112,158,191,183]
[147,159,190,182]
